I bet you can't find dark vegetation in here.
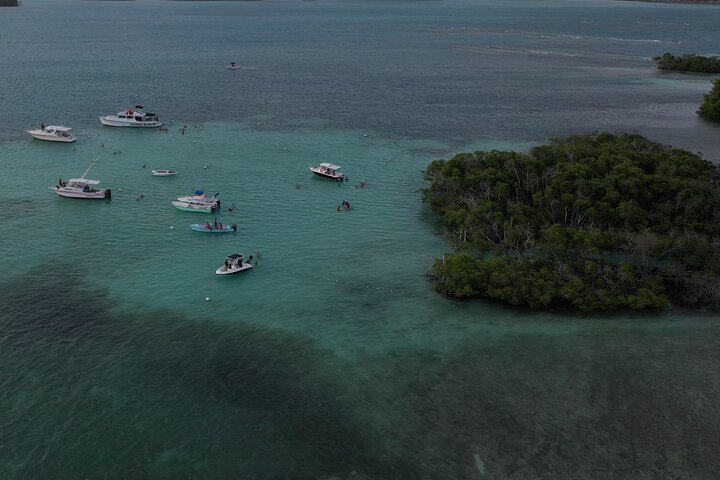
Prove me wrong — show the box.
[653,53,720,73]
[422,133,720,311]
[698,79,720,122]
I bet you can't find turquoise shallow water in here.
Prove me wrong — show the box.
[2,0,720,479]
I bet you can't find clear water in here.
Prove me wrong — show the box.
[1,1,720,479]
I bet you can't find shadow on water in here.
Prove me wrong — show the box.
[0,263,407,479]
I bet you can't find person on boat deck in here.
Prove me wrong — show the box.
[205,222,212,229]
[41,123,44,130]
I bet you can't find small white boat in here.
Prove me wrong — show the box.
[226,62,240,70]
[216,253,254,275]
[49,159,111,199]
[26,125,76,143]
[309,163,344,180]
[99,106,162,128]
[152,169,177,177]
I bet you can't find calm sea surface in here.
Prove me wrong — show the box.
[1,1,719,478]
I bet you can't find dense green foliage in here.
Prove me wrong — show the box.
[698,79,720,122]
[422,133,720,311]
[653,53,720,73]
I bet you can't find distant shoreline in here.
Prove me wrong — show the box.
[617,0,720,4]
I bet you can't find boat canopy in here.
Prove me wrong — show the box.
[68,178,101,185]
[227,253,244,260]
[319,163,341,170]
[47,126,73,132]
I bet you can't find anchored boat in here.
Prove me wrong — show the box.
[99,106,162,128]
[50,159,111,199]
[309,163,344,180]
[216,253,253,275]
[191,223,237,233]
[27,125,77,143]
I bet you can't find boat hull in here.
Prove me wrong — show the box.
[50,187,110,199]
[99,116,162,128]
[216,263,253,275]
[152,170,177,176]
[309,168,344,180]
[27,131,77,143]
[191,224,237,233]
[172,201,216,213]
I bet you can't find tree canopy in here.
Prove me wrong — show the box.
[698,79,720,122]
[422,132,720,311]
[653,53,720,73]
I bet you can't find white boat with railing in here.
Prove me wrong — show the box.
[99,106,162,128]
[309,163,344,180]
[216,253,254,275]
[49,159,111,199]
[26,125,76,143]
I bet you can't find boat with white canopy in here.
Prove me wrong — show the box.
[50,159,111,199]
[309,163,344,180]
[26,125,76,143]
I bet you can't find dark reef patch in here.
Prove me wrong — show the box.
[0,266,404,479]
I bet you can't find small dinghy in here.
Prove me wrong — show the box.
[216,253,254,275]
[152,169,177,176]
[226,62,240,70]
[191,223,237,233]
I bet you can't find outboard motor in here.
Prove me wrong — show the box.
[232,224,237,232]
[104,189,112,199]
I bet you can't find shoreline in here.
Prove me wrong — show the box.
[617,0,720,4]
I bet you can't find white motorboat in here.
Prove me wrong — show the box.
[172,191,220,212]
[152,169,177,176]
[226,62,240,70]
[26,125,76,143]
[172,200,217,213]
[309,163,344,180]
[99,106,162,128]
[49,160,111,199]
[216,253,254,275]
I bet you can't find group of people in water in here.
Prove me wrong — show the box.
[205,219,224,230]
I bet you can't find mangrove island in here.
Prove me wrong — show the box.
[653,53,720,73]
[422,132,720,312]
